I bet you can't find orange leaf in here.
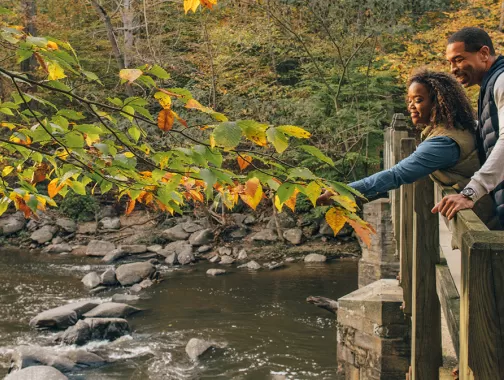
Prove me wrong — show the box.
[237,155,252,171]
[34,52,48,73]
[125,199,136,215]
[239,177,262,210]
[31,163,50,185]
[11,195,31,218]
[185,98,204,110]
[347,218,375,248]
[325,207,348,236]
[158,109,174,132]
[199,0,217,10]
[284,188,299,212]
[172,111,188,127]
[47,178,65,198]
[46,41,59,50]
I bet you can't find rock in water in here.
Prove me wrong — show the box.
[283,228,303,245]
[30,225,57,244]
[83,302,141,318]
[101,248,126,264]
[185,338,215,360]
[29,301,99,329]
[81,272,101,289]
[115,262,155,286]
[206,269,226,276]
[237,249,248,260]
[61,318,130,345]
[86,240,115,257]
[304,253,327,263]
[164,252,178,266]
[43,243,73,254]
[219,256,235,265]
[5,366,68,380]
[120,245,147,254]
[238,260,261,270]
[188,228,213,246]
[111,294,140,303]
[177,245,195,265]
[100,268,117,286]
[162,224,190,241]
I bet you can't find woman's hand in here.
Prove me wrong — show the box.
[316,190,334,206]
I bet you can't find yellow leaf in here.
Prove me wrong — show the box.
[47,61,66,80]
[154,92,172,109]
[1,166,14,177]
[0,197,10,217]
[331,194,357,212]
[304,181,321,207]
[284,188,299,212]
[209,134,216,148]
[119,69,143,83]
[48,178,65,198]
[157,109,174,132]
[274,194,282,212]
[85,133,100,146]
[237,155,252,171]
[184,0,201,13]
[325,207,348,236]
[239,177,263,210]
[46,41,59,50]
[276,125,311,139]
[124,152,135,158]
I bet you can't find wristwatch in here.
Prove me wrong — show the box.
[461,187,475,201]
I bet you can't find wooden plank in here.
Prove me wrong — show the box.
[399,138,415,315]
[391,128,409,253]
[436,264,460,358]
[411,177,442,380]
[459,231,504,379]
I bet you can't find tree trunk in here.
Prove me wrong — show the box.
[500,0,504,32]
[21,0,37,73]
[90,0,127,71]
[121,0,135,68]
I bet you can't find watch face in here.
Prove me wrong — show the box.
[462,188,475,198]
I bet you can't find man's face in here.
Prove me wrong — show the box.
[446,41,489,87]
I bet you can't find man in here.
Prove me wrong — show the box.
[432,27,504,227]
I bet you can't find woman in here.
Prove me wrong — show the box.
[319,69,497,227]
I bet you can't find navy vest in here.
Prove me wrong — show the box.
[477,55,504,225]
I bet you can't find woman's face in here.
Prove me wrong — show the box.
[407,82,433,126]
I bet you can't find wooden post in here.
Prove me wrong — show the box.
[459,231,504,380]
[399,138,415,315]
[411,177,442,380]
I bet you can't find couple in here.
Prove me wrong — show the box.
[320,27,503,229]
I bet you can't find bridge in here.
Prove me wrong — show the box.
[336,113,504,380]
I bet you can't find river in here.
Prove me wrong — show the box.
[0,248,357,379]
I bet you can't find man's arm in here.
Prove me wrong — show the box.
[433,74,504,219]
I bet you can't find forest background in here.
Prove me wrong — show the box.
[0,0,503,227]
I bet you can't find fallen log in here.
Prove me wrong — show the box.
[306,296,339,314]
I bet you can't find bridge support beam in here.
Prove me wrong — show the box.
[358,199,399,288]
[337,279,410,380]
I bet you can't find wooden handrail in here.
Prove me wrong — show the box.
[383,113,504,380]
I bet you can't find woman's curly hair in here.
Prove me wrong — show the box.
[407,69,476,131]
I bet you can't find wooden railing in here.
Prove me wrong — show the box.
[385,113,504,380]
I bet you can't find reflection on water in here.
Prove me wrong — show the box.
[0,248,357,379]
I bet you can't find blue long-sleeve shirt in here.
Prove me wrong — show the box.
[350,136,460,198]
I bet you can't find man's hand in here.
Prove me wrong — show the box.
[431,194,474,220]
[316,190,334,206]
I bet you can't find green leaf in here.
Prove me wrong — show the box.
[266,127,288,154]
[287,167,316,180]
[108,97,123,107]
[65,131,84,148]
[26,36,48,47]
[210,168,234,185]
[237,120,268,146]
[137,75,156,88]
[0,7,13,15]
[82,70,102,84]
[299,145,334,166]
[165,88,193,103]
[74,124,104,135]
[276,183,298,203]
[199,168,217,188]
[16,48,33,64]
[212,122,243,149]
[121,105,135,122]
[0,108,14,116]
[70,180,86,195]
[128,126,141,142]
[57,109,85,120]
[100,180,113,194]
[131,104,153,121]
[148,65,170,79]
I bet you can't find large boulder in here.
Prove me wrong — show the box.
[177,245,195,265]
[115,262,156,286]
[81,272,101,289]
[185,338,215,360]
[55,218,77,233]
[83,302,141,318]
[162,224,190,241]
[9,346,105,373]
[304,253,327,263]
[98,217,121,230]
[29,301,99,329]
[0,212,26,236]
[86,240,115,257]
[101,248,126,264]
[188,228,213,246]
[5,366,68,380]
[238,260,261,270]
[61,318,130,345]
[30,225,57,244]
